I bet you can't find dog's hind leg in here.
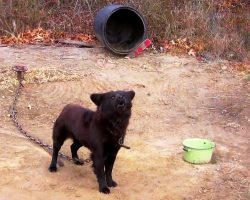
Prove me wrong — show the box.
[70,139,84,165]
[48,124,67,172]
[48,141,63,172]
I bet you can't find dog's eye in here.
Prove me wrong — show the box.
[111,95,115,99]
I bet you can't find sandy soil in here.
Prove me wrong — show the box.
[0,45,249,200]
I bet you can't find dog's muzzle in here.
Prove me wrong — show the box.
[116,95,126,109]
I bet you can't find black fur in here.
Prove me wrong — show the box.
[48,90,135,194]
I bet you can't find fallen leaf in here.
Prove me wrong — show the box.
[188,49,196,57]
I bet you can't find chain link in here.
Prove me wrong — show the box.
[10,76,91,165]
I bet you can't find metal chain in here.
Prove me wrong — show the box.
[10,77,91,165]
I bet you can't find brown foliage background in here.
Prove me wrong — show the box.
[0,0,249,61]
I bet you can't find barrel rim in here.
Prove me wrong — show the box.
[101,5,147,55]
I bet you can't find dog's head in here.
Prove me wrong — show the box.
[90,90,135,117]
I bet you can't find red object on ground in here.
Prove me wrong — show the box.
[127,39,152,58]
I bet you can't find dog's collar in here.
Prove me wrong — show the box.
[107,127,130,149]
[118,137,130,149]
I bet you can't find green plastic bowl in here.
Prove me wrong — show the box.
[182,138,216,164]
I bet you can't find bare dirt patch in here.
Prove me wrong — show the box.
[0,45,249,200]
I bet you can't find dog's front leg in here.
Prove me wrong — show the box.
[105,151,119,187]
[92,153,110,194]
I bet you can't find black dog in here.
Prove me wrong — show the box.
[48,90,135,194]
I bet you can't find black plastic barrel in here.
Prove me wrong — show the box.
[94,4,147,55]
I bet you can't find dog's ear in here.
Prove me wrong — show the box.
[127,90,135,100]
[90,93,103,106]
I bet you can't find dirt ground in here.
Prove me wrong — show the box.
[0,45,249,200]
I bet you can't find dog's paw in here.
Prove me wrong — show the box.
[48,165,57,172]
[73,158,84,165]
[107,180,118,187]
[100,187,110,194]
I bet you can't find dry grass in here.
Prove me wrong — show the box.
[0,68,82,92]
[0,0,48,35]
[138,0,249,61]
